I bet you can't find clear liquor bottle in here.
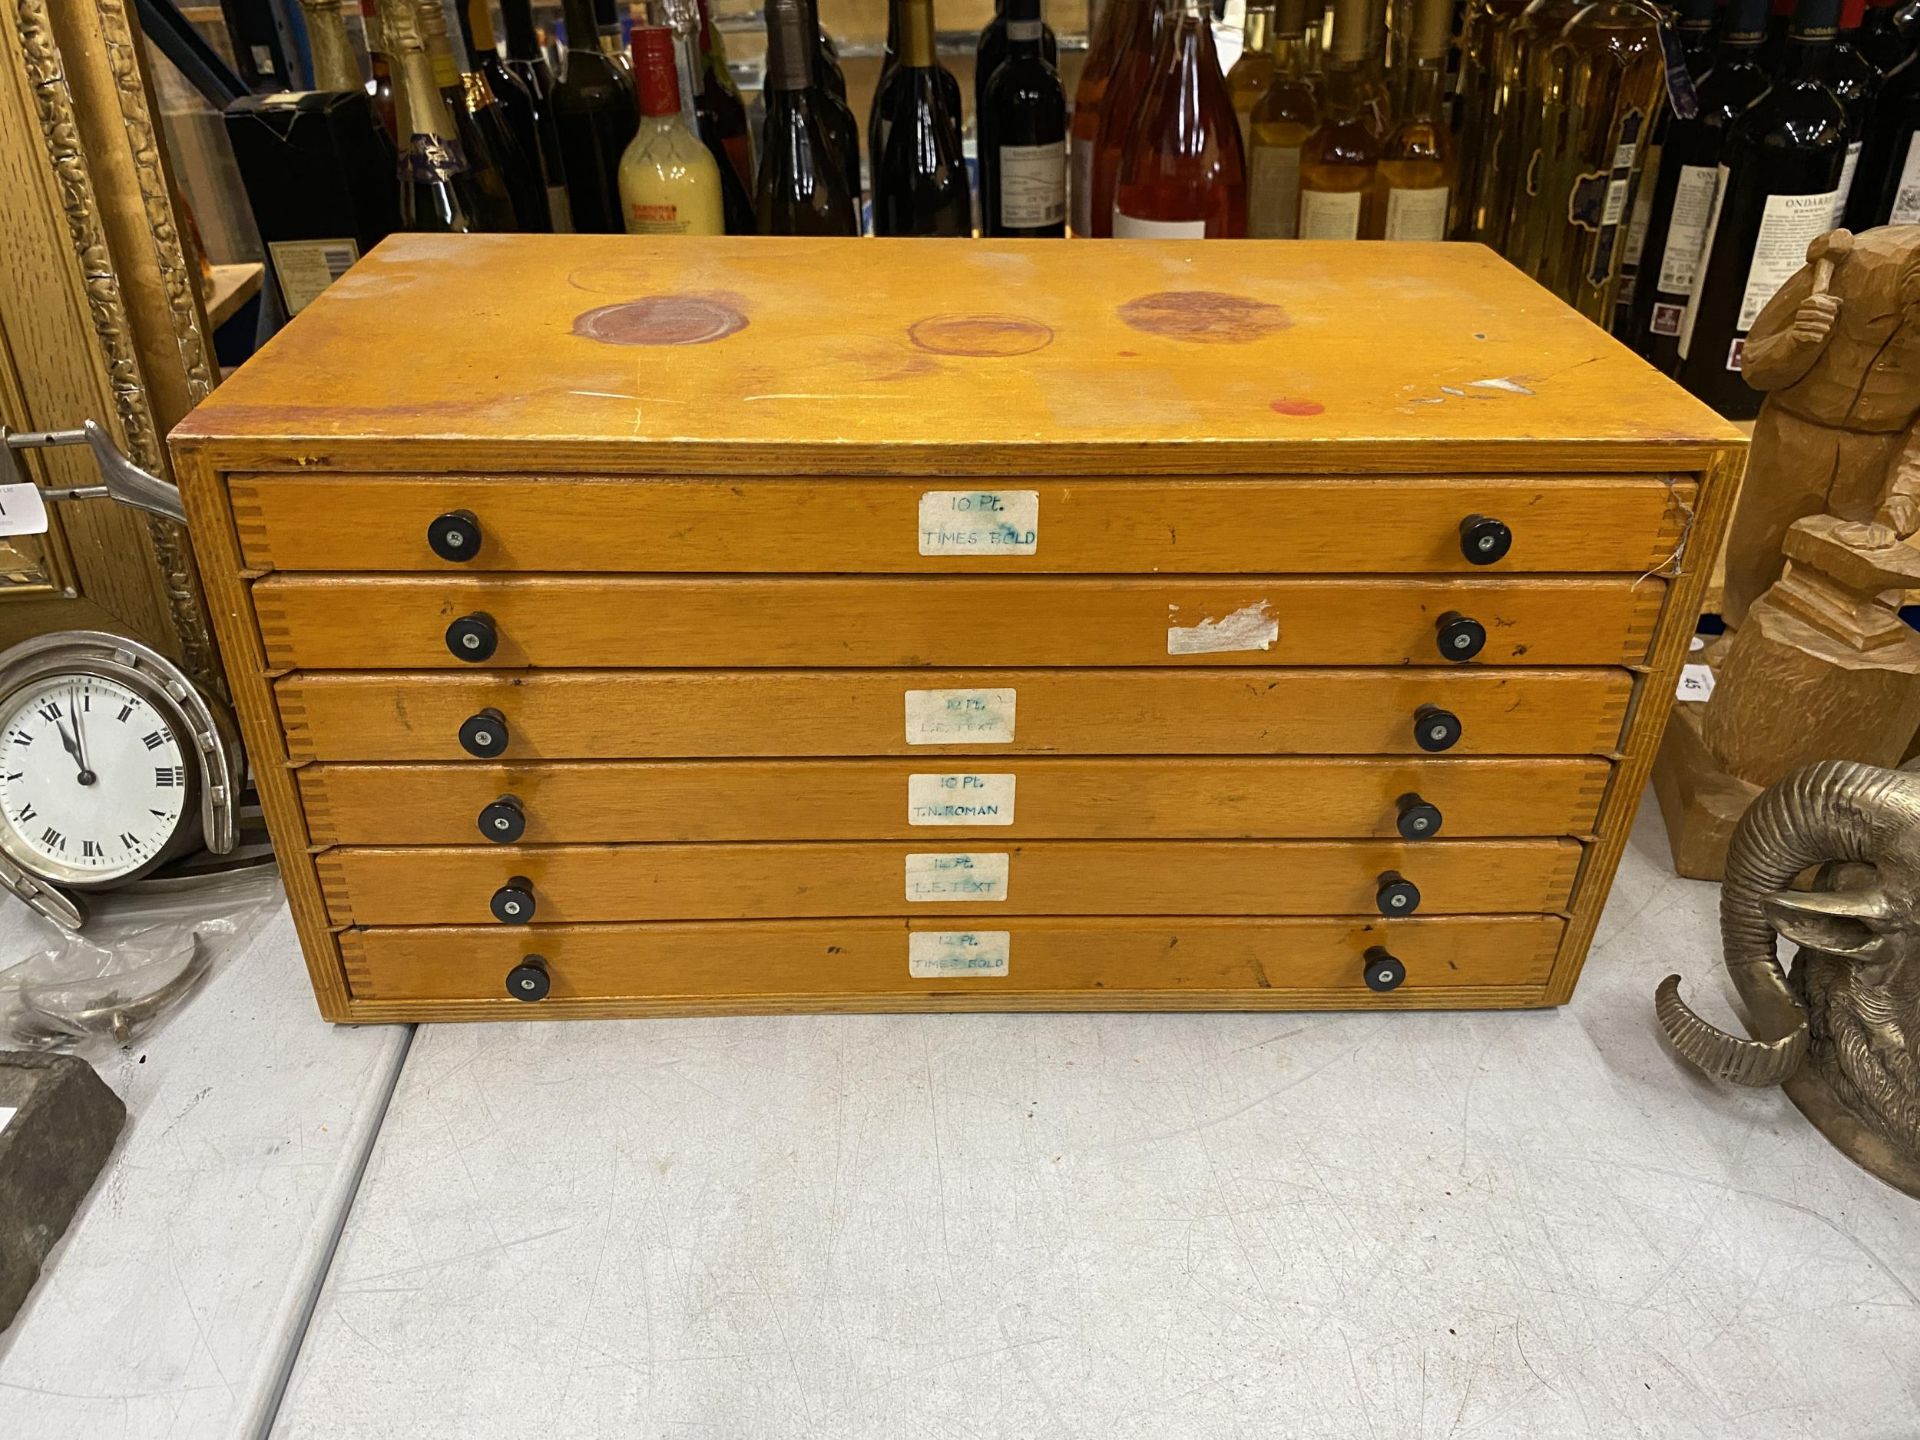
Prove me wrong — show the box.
[1499,0,1586,271]
[1247,0,1320,236]
[1452,0,1533,241]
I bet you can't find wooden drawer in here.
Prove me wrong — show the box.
[230,473,1693,575]
[253,575,1664,670]
[298,757,1613,844]
[314,838,1583,925]
[339,914,1569,1008]
[277,667,1636,761]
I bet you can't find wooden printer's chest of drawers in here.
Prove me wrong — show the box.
[169,235,1744,1023]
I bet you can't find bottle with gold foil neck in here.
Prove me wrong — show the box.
[413,0,520,229]
[300,0,366,90]
[1297,0,1380,237]
[385,0,476,231]
[1227,1,1280,146]
[1367,0,1454,238]
[1451,0,1531,242]
[1247,0,1319,236]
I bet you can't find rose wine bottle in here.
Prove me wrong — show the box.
[981,0,1067,235]
[872,0,971,235]
[1069,0,1142,234]
[618,25,724,234]
[1090,0,1166,236]
[757,0,859,233]
[1111,0,1246,236]
[1297,0,1379,237]
[1247,0,1318,237]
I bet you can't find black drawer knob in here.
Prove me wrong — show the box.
[1413,703,1462,753]
[1458,514,1512,565]
[1395,793,1443,840]
[446,611,497,663]
[478,795,526,844]
[506,954,550,1001]
[1363,946,1406,993]
[427,509,482,563]
[1435,611,1486,662]
[1375,870,1421,916]
[459,708,509,758]
[490,875,536,925]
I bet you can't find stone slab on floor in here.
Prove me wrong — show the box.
[272,796,1920,1439]
[0,899,409,1439]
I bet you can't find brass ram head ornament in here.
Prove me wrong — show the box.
[1657,758,1920,1198]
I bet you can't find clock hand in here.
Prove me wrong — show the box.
[69,684,91,774]
[54,718,94,787]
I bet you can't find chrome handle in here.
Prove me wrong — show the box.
[1,420,186,524]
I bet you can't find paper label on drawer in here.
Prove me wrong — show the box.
[0,483,49,537]
[904,688,1016,745]
[1676,662,1716,702]
[908,773,1015,825]
[918,490,1039,555]
[909,930,1010,977]
[905,852,1010,902]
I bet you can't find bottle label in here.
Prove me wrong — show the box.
[905,852,1010,903]
[1248,145,1303,238]
[904,688,1017,745]
[1070,134,1095,236]
[1894,134,1920,224]
[266,237,359,314]
[1112,211,1208,238]
[908,931,1010,978]
[1384,185,1449,241]
[1007,18,1043,40]
[997,142,1067,228]
[908,773,1017,825]
[1677,163,1731,362]
[627,201,696,235]
[546,183,574,233]
[1735,186,1841,332]
[1297,188,1362,240]
[1830,140,1861,228]
[1657,163,1718,296]
[1650,301,1685,336]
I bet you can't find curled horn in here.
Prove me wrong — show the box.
[1658,760,1907,1087]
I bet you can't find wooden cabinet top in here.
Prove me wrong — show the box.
[174,235,1745,474]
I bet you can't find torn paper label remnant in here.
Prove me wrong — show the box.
[909,931,1011,977]
[1167,600,1280,656]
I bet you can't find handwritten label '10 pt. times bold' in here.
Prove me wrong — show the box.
[918,490,1039,556]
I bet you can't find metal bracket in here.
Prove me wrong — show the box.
[0,851,87,930]
[0,420,186,525]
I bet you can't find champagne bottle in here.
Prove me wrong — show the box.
[871,0,964,189]
[1298,0,1379,237]
[301,0,366,90]
[1530,0,1666,320]
[499,0,573,229]
[1227,0,1280,144]
[1367,0,1452,238]
[386,0,477,231]
[1112,0,1247,236]
[461,0,552,230]
[1070,0,1144,235]
[1090,0,1166,236]
[981,0,1067,236]
[1247,0,1319,237]
[977,0,1062,128]
[1626,0,1770,370]
[416,0,521,229]
[873,0,971,235]
[618,25,724,234]
[757,0,859,233]
[1828,0,1884,222]
[1451,0,1533,241]
[554,0,639,231]
[1676,0,1847,417]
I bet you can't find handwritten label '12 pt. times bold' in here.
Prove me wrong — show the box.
[908,931,1011,977]
[918,490,1039,556]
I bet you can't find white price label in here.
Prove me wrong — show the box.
[0,483,49,537]
[909,931,1010,978]
[1676,663,1716,702]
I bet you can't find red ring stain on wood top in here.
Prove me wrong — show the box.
[1269,398,1325,416]
[573,295,749,346]
[907,314,1055,357]
[1116,290,1291,344]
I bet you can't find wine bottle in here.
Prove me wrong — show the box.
[461,0,551,229]
[757,0,860,233]
[1112,0,1247,235]
[554,0,639,231]
[1305,0,1328,76]
[807,0,852,102]
[1090,0,1166,236]
[1676,0,1847,417]
[1627,0,1770,370]
[1451,0,1532,241]
[1499,0,1586,270]
[1227,0,1280,144]
[660,0,755,233]
[362,0,399,140]
[618,25,724,234]
[1844,29,1919,227]
[797,0,864,213]
[694,0,756,198]
[976,0,1061,128]
[980,0,1067,235]
[1855,0,1912,69]
[1297,0,1379,236]
[1358,0,1393,134]
[1069,0,1141,234]
[873,0,972,234]
[871,0,964,189]
[414,0,521,230]
[1828,0,1883,222]
[386,0,477,231]
[1367,0,1452,238]
[594,0,629,64]
[302,0,366,90]
[499,0,573,230]
[1247,0,1319,236]
[1530,0,1666,320]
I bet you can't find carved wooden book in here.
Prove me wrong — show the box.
[168,235,1745,1022]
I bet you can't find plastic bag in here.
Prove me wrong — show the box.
[0,863,281,1060]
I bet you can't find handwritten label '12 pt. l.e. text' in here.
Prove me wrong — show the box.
[918,490,1039,555]
[905,852,1010,902]
[908,773,1016,825]
[904,688,1016,745]
[909,930,1011,977]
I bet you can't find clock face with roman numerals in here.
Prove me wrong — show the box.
[0,671,190,886]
